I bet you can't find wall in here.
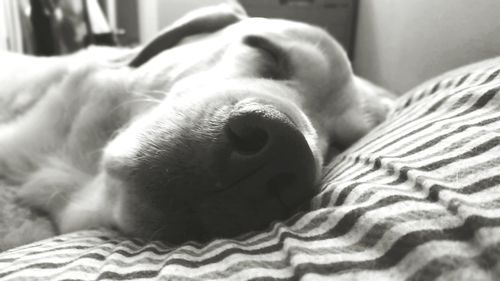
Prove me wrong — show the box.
[158,0,227,28]
[354,0,500,94]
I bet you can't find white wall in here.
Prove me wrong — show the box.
[158,0,227,28]
[138,0,159,43]
[354,0,500,94]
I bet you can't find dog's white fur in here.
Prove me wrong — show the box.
[0,4,393,244]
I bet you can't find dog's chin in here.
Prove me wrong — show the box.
[109,170,302,244]
[109,177,275,244]
[110,181,206,244]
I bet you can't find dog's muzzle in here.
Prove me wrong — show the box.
[104,90,319,243]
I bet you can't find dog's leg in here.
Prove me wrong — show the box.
[0,54,64,180]
[0,60,101,182]
[14,67,134,232]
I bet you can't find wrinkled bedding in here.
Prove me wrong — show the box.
[1,57,500,280]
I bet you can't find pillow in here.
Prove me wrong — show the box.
[1,57,499,281]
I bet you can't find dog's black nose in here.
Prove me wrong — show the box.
[198,105,318,238]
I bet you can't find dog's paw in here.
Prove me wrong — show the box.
[16,162,89,216]
[0,150,38,183]
[0,216,55,251]
[16,178,65,215]
[0,160,8,179]
[0,160,22,183]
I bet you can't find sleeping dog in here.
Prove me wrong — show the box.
[0,3,394,244]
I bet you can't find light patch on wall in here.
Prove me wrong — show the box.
[354,0,500,94]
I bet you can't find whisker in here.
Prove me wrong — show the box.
[130,89,167,100]
[108,97,161,115]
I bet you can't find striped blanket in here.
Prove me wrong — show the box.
[1,57,499,280]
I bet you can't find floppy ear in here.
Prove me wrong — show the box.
[130,2,247,67]
[242,35,291,80]
[353,77,396,125]
[329,76,396,149]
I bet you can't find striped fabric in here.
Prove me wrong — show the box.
[1,58,500,280]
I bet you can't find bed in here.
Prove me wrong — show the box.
[1,57,499,280]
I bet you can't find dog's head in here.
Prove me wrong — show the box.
[98,3,392,244]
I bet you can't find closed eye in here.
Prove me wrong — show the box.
[243,35,291,80]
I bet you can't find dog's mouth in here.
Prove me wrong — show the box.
[103,85,323,244]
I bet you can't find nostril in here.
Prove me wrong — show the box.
[226,124,269,155]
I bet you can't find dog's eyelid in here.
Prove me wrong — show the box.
[243,35,283,63]
[242,35,291,80]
